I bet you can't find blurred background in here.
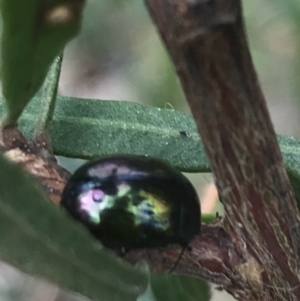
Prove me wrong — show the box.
[1,0,300,300]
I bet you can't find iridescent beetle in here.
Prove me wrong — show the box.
[61,155,201,270]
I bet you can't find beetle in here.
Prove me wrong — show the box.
[61,154,201,268]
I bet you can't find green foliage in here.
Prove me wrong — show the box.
[0,96,210,172]
[149,274,211,301]
[1,96,300,204]
[0,153,148,301]
[201,214,217,223]
[0,0,85,126]
[277,135,300,203]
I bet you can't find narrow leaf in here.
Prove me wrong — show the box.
[0,0,85,125]
[15,96,210,172]
[1,96,300,202]
[0,153,148,301]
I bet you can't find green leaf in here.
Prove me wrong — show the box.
[201,214,217,223]
[9,96,210,172]
[276,135,300,204]
[148,274,211,301]
[1,95,300,204]
[0,153,148,301]
[0,0,85,126]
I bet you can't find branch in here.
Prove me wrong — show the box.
[144,0,300,299]
[126,223,243,290]
[0,126,69,204]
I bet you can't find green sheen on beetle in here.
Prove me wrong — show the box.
[61,155,201,250]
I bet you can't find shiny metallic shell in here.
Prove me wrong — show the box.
[61,155,201,249]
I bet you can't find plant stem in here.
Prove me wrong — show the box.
[145,0,300,299]
[34,54,63,139]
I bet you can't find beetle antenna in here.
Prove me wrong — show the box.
[168,244,188,274]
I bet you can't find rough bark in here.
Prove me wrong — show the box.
[141,0,300,300]
[0,127,69,204]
